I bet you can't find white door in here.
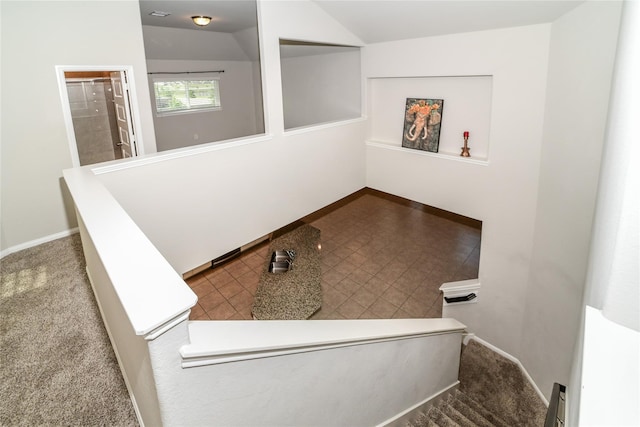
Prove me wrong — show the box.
[110,71,137,158]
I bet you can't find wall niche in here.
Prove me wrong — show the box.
[367,75,493,161]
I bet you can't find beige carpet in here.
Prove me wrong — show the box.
[408,340,547,426]
[0,235,138,426]
[458,340,547,426]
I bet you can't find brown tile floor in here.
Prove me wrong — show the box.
[186,191,481,321]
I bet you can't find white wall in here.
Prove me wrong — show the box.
[147,59,262,151]
[234,26,261,62]
[280,47,362,129]
[520,0,622,399]
[234,26,266,133]
[141,25,251,61]
[0,0,157,253]
[363,24,551,365]
[98,121,366,275]
[570,1,639,424]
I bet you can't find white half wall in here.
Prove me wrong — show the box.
[96,120,365,275]
[520,0,622,400]
[0,0,157,253]
[363,24,551,364]
[78,215,164,426]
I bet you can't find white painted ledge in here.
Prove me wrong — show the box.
[91,133,273,175]
[366,140,489,165]
[283,116,366,136]
[64,167,197,336]
[440,279,480,306]
[180,318,466,367]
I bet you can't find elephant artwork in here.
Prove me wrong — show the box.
[401,98,444,152]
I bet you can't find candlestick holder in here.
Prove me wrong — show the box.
[461,134,471,157]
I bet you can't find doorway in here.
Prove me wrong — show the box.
[56,66,141,167]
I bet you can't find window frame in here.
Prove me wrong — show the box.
[152,76,222,117]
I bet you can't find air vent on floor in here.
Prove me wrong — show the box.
[211,247,241,268]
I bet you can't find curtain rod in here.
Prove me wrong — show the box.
[147,70,224,75]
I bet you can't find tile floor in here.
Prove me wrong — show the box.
[186,191,481,321]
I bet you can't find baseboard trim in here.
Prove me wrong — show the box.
[466,335,549,406]
[363,188,482,230]
[299,187,482,230]
[377,381,460,427]
[0,228,79,259]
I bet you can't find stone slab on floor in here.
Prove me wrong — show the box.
[252,224,322,320]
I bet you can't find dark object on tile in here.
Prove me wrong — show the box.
[269,261,291,273]
[271,250,295,263]
[211,247,241,268]
[444,293,476,304]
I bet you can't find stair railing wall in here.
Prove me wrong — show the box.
[154,319,466,426]
[66,164,468,427]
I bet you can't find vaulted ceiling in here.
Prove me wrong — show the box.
[312,0,584,43]
[138,0,584,43]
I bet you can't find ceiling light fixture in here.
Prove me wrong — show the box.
[191,16,212,26]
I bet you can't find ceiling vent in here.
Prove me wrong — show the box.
[149,10,171,17]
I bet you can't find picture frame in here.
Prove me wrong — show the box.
[401,98,444,153]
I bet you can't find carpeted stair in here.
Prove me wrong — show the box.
[408,389,510,427]
[407,339,547,427]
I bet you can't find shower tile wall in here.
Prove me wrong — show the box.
[66,80,122,165]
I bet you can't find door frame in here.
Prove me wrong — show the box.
[55,65,145,167]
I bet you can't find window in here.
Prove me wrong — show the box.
[153,78,221,115]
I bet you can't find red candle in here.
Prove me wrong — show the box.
[464,131,469,138]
